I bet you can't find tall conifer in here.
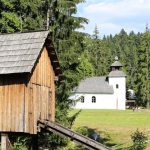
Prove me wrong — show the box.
[134,25,150,107]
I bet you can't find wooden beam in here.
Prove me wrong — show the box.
[1,134,8,150]
[60,80,65,83]
[53,60,59,63]
[38,120,112,150]
[49,52,56,55]
[54,76,58,81]
[54,67,60,71]
[58,74,63,77]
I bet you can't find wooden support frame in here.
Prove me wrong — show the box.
[1,134,13,150]
[1,134,8,150]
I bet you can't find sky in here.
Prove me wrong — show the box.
[76,0,150,38]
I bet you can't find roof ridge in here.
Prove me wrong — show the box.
[0,30,49,36]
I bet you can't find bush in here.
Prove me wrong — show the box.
[128,129,148,150]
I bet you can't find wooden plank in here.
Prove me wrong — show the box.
[50,65,52,121]
[40,86,42,121]
[48,91,51,120]
[37,86,40,121]
[38,120,112,150]
[42,87,44,120]
[33,84,37,134]
[31,86,34,134]
[0,76,3,131]
[21,82,25,132]
[41,48,44,86]
[5,79,8,132]
[12,80,15,132]
[46,88,48,120]
[28,84,31,134]
[7,78,10,132]
[10,80,14,131]
[2,78,6,131]
[43,87,45,120]
[52,79,55,122]
[16,79,19,132]
[44,47,46,86]
[25,81,29,133]
[48,52,50,87]
[39,54,41,85]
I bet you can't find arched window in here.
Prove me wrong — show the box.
[116,84,119,89]
[81,96,84,103]
[92,96,96,103]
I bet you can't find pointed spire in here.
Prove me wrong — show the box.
[115,56,118,61]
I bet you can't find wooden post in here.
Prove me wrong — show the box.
[1,134,8,150]
[32,135,38,150]
[29,135,38,150]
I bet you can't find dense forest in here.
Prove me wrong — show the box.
[0,0,150,149]
[85,25,150,108]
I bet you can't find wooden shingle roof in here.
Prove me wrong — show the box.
[107,71,127,77]
[73,77,114,94]
[0,31,64,81]
[111,61,123,67]
[0,31,49,74]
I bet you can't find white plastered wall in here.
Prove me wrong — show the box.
[70,76,126,110]
[109,77,126,110]
[70,93,116,109]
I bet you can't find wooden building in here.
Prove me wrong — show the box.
[0,31,64,135]
[0,31,112,150]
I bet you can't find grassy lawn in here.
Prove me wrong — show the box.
[69,109,150,149]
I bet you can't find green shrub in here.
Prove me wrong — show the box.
[128,129,148,150]
[75,127,88,136]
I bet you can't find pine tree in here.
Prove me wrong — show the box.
[0,0,43,33]
[0,0,91,149]
[134,25,150,107]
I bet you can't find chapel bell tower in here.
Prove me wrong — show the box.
[110,56,123,71]
[107,56,127,110]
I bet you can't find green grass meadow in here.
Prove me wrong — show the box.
[69,109,150,149]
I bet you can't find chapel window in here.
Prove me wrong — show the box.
[81,96,84,103]
[92,96,96,103]
[116,84,119,89]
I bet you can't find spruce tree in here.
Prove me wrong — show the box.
[0,0,43,33]
[0,0,92,149]
[134,25,150,107]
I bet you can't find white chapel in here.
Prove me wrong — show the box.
[70,57,127,110]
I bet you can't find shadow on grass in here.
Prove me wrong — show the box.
[74,126,117,149]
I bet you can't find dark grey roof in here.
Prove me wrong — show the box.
[74,77,114,94]
[0,31,49,74]
[107,71,127,77]
[111,61,123,67]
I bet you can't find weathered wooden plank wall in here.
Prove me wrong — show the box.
[0,74,25,133]
[25,47,55,134]
[0,47,55,135]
